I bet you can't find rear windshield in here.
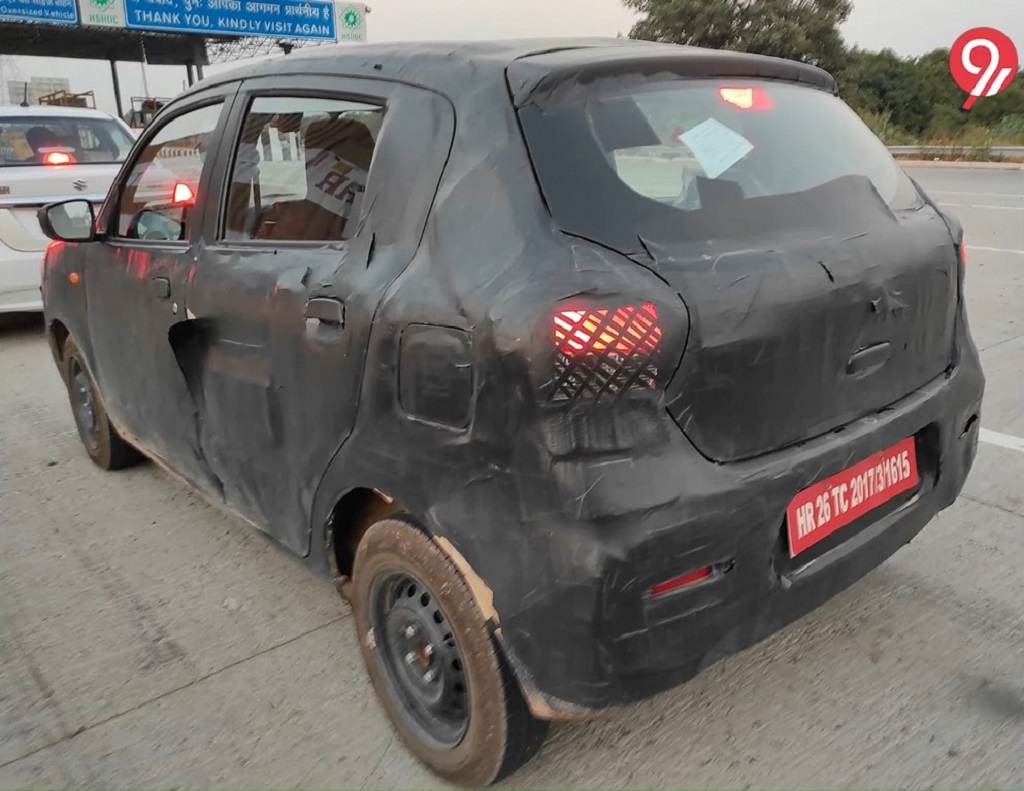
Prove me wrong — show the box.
[0,115,134,166]
[517,78,923,254]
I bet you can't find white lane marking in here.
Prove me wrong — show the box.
[930,190,1023,199]
[980,429,1024,453]
[971,245,1024,255]
[942,203,1024,211]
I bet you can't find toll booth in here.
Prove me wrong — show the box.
[38,89,98,109]
[127,96,170,129]
[1,1,368,119]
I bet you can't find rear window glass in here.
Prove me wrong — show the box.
[517,78,923,254]
[0,115,134,166]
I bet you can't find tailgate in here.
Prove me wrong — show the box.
[515,73,959,461]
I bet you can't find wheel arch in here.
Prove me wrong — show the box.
[324,486,405,598]
[47,318,71,375]
[319,484,595,723]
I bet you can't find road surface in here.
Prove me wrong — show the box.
[1,166,1022,788]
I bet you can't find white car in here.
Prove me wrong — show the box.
[1,105,135,312]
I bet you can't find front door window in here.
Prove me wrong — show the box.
[114,103,222,241]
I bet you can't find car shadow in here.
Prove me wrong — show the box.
[498,554,1023,789]
[0,312,45,337]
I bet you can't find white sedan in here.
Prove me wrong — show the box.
[1,105,135,312]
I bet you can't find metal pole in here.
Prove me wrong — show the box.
[186,64,195,87]
[195,63,204,81]
[139,36,152,98]
[109,59,124,120]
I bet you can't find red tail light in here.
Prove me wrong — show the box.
[958,242,967,265]
[550,302,665,403]
[553,303,662,356]
[42,150,75,165]
[172,182,196,206]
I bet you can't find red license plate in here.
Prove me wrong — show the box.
[786,437,919,558]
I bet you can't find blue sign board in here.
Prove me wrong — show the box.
[123,0,336,41]
[0,0,79,24]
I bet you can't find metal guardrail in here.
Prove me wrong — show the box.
[615,145,1023,161]
[888,145,1024,158]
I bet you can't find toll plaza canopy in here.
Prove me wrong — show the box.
[1,0,367,115]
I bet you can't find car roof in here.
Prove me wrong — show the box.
[182,37,837,105]
[0,104,119,121]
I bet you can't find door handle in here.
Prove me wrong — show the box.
[149,277,171,299]
[305,297,344,327]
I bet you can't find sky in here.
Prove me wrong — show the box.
[5,0,1024,115]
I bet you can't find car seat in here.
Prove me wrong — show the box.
[253,117,374,242]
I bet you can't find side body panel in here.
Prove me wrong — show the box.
[182,76,455,554]
[83,90,237,486]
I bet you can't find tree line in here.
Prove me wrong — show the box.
[623,0,1024,145]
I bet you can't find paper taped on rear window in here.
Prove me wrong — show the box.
[677,119,753,180]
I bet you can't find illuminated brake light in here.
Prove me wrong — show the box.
[42,150,75,165]
[550,301,667,403]
[718,86,774,111]
[553,303,662,357]
[651,566,713,597]
[172,182,196,206]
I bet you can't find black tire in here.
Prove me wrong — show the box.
[62,339,142,471]
[351,517,549,787]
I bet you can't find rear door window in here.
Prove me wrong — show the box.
[517,79,923,254]
[222,96,383,243]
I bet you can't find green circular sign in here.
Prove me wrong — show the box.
[342,8,360,29]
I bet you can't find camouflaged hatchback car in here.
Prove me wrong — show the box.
[39,39,983,785]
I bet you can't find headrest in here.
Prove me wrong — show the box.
[25,126,62,151]
[303,118,375,171]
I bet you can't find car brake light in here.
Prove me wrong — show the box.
[42,150,75,165]
[959,242,967,265]
[550,302,664,403]
[172,182,196,206]
[718,86,774,111]
[553,303,662,356]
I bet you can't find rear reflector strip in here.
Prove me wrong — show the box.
[650,566,713,597]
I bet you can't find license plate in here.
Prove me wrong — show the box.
[786,437,919,558]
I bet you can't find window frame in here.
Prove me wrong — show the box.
[102,90,236,247]
[208,79,390,251]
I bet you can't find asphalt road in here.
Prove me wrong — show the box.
[2,166,1023,788]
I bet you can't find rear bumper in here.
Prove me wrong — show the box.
[447,339,984,717]
[0,244,43,312]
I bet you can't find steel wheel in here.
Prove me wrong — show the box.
[370,571,469,749]
[68,356,100,453]
[352,517,549,786]
[61,338,142,471]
